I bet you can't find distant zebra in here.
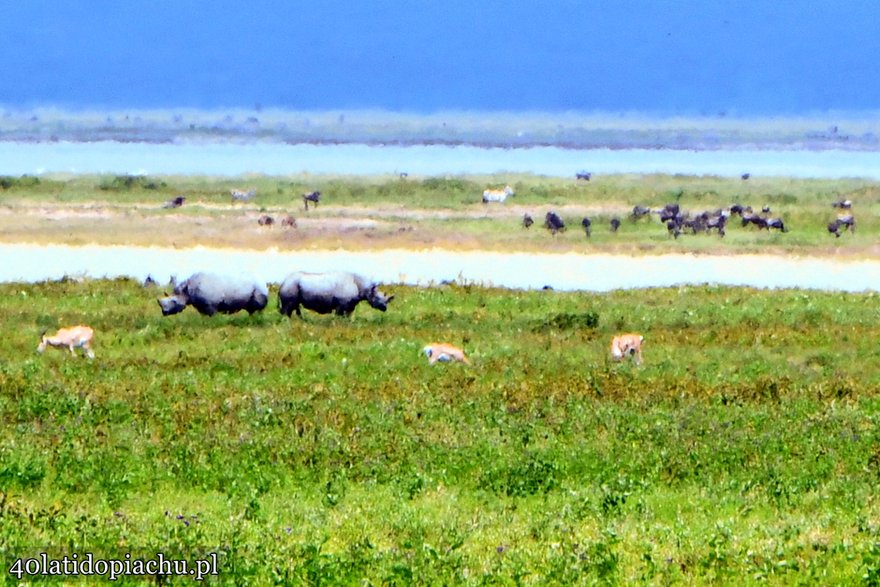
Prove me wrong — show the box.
[482,185,514,203]
[230,188,256,202]
[303,191,321,211]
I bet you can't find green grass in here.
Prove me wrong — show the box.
[1,278,880,584]
[1,173,879,255]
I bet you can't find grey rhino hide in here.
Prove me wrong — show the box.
[158,272,269,316]
[278,271,393,317]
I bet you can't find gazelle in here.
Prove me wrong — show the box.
[37,326,95,359]
[423,343,471,365]
[610,333,644,365]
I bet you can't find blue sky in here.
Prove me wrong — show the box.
[2,1,878,115]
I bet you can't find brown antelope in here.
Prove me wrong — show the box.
[610,333,644,365]
[37,325,95,359]
[423,343,471,365]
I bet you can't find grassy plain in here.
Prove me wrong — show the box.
[2,278,880,584]
[0,173,879,256]
[2,171,879,584]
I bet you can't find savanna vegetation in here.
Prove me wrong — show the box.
[2,277,880,584]
[0,172,878,255]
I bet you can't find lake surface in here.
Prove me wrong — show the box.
[2,244,878,293]
[4,141,880,179]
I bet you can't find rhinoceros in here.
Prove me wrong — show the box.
[278,271,393,317]
[158,272,269,317]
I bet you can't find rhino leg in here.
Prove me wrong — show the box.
[248,291,268,314]
[193,301,217,316]
[335,300,358,316]
[279,299,299,318]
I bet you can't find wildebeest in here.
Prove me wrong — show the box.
[544,211,565,234]
[281,215,297,228]
[705,213,727,237]
[834,214,856,235]
[522,214,534,229]
[741,173,751,180]
[257,215,274,226]
[729,204,752,217]
[303,191,321,210]
[741,213,765,228]
[761,205,771,214]
[142,275,158,288]
[832,199,853,209]
[827,215,855,237]
[162,196,185,209]
[631,205,652,220]
[230,188,256,202]
[158,272,268,317]
[278,271,393,317]
[659,203,681,222]
[765,217,787,232]
[581,217,592,237]
[482,185,514,203]
[610,217,621,232]
[423,343,471,365]
[576,171,592,181]
[610,333,644,365]
[828,219,844,237]
[37,326,95,359]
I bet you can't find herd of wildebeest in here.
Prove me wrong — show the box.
[523,172,858,240]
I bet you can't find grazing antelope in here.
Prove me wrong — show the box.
[423,343,471,365]
[302,191,321,210]
[37,326,95,359]
[610,333,644,365]
[482,185,514,203]
[230,188,256,202]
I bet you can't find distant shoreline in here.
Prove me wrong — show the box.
[4,106,880,152]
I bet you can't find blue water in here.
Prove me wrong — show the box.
[2,1,879,115]
[4,141,880,179]
[3,244,879,293]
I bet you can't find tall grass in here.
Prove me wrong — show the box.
[1,278,879,583]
